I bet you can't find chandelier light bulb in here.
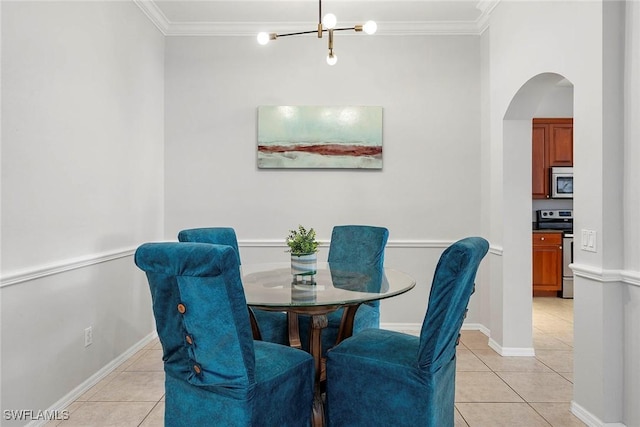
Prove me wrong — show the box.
[322,13,337,29]
[326,53,338,66]
[363,20,377,35]
[257,32,270,45]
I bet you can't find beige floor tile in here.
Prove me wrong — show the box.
[496,372,573,402]
[75,372,120,401]
[456,403,551,427]
[559,371,574,383]
[549,331,574,347]
[472,349,553,373]
[114,349,148,372]
[143,338,160,350]
[533,333,573,350]
[530,402,587,426]
[456,348,491,372]
[454,407,469,426]
[59,296,577,424]
[459,330,491,350]
[533,318,573,335]
[125,350,164,372]
[88,372,165,402]
[140,401,164,426]
[57,402,155,427]
[535,349,573,373]
[455,371,523,403]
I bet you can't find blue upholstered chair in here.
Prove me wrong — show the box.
[298,225,389,355]
[135,242,314,427]
[177,227,289,345]
[326,236,489,427]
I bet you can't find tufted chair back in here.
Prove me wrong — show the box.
[326,236,489,427]
[178,228,241,264]
[298,225,389,355]
[135,242,315,426]
[176,227,289,345]
[328,225,389,311]
[328,225,389,267]
[418,236,489,373]
[135,242,255,394]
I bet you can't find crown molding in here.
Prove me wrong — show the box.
[134,1,500,37]
[163,20,483,37]
[476,0,500,34]
[133,0,171,34]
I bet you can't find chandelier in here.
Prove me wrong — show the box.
[256,0,377,66]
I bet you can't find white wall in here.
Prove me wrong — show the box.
[622,2,640,424]
[163,34,485,324]
[486,0,640,425]
[0,1,165,421]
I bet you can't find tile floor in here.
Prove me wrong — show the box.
[49,297,584,426]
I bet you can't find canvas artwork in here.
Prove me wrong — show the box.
[257,106,383,169]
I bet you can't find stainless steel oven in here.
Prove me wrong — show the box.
[562,234,574,298]
[551,167,573,199]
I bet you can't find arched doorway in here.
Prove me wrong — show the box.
[499,72,574,355]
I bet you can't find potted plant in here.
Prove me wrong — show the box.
[286,225,319,279]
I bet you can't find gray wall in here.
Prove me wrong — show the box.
[1,1,165,421]
[164,34,483,325]
[3,1,639,425]
[486,1,640,425]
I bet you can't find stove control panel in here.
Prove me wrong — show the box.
[538,209,573,219]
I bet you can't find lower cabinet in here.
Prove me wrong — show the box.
[532,232,563,294]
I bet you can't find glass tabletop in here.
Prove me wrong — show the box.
[242,262,416,308]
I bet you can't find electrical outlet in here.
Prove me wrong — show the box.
[84,326,93,347]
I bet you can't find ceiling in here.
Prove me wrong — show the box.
[134,0,497,36]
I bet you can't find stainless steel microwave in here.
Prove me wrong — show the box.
[551,166,573,198]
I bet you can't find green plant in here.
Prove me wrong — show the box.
[286,225,319,255]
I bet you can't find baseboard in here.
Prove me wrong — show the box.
[380,322,421,333]
[488,337,535,357]
[381,322,489,335]
[462,322,490,335]
[25,331,158,427]
[462,323,537,357]
[571,400,627,427]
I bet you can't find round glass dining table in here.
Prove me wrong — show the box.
[242,262,416,427]
[242,261,416,309]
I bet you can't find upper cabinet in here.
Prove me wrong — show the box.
[532,118,573,199]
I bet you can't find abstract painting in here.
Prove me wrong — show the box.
[257,106,383,169]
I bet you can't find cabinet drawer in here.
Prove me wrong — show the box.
[533,233,562,245]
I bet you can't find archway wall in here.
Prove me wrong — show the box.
[482,1,638,425]
[484,0,604,347]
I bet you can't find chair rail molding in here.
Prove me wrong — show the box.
[571,263,640,288]
[239,238,474,250]
[1,238,506,288]
[0,247,136,288]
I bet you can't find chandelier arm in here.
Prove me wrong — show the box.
[276,29,321,37]
[332,26,358,32]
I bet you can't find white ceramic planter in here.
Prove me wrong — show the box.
[291,253,317,278]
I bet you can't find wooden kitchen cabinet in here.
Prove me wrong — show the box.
[532,118,573,198]
[532,232,563,294]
